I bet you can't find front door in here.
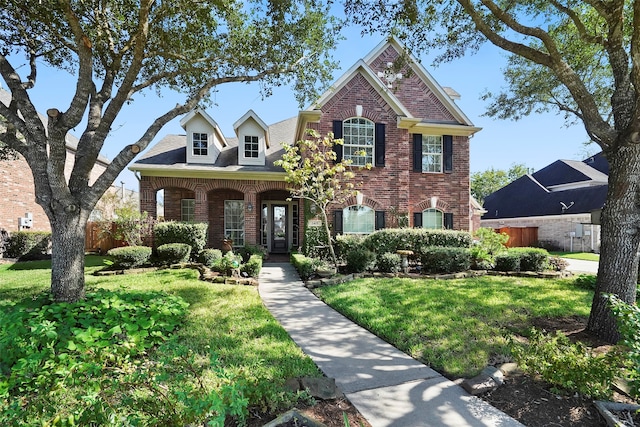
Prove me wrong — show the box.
[271,205,288,253]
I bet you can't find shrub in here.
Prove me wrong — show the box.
[418,246,471,274]
[241,254,263,278]
[107,245,152,268]
[237,244,267,263]
[469,245,493,270]
[199,248,223,268]
[363,228,472,256]
[291,253,317,280]
[473,228,509,256]
[609,295,640,398]
[212,251,242,276]
[5,231,51,260]
[302,225,331,260]
[376,252,401,273]
[336,234,366,261]
[494,252,521,272]
[153,222,208,259]
[345,247,376,273]
[156,243,192,264]
[510,247,549,271]
[510,328,621,399]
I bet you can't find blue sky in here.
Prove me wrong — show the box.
[8,27,595,192]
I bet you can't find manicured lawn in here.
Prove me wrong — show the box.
[314,275,594,378]
[0,257,320,425]
[551,251,600,261]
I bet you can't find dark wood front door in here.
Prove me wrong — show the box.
[271,205,288,253]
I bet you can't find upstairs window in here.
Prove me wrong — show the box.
[343,118,374,166]
[244,135,259,158]
[193,132,208,156]
[181,199,195,222]
[421,135,442,173]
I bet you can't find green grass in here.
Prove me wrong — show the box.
[0,257,320,424]
[315,275,593,378]
[551,251,600,261]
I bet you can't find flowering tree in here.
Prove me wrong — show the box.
[276,130,369,267]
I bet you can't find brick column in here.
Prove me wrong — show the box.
[244,192,257,245]
[194,185,208,223]
[139,179,157,219]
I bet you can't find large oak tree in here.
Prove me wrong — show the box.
[0,0,339,302]
[346,0,638,342]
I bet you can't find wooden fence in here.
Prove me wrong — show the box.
[497,227,539,248]
[85,222,126,254]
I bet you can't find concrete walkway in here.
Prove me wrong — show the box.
[562,258,599,275]
[259,263,524,427]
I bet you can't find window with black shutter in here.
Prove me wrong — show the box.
[375,123,385,167]
[332,120,343,162]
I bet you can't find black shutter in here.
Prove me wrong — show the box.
[443,135,453,172]
[332,120,343,162]
[375,211,385,230]
[333,209,343,235]
[375,123,385,167]
[413,134,422,172]
[413,212,423,228]
[444,212,454,229]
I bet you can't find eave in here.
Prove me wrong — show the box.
[397,118,482,136]
[128,165,287,182]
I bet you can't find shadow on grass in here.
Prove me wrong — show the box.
[7,255,108,271]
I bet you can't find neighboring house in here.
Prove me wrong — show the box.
[481,152,608,252]
[130,37,481,253]
[0,88,111,233]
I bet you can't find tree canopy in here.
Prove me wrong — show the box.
[471,163,529,204]
[344,0,639,342]
[0,0,340,301]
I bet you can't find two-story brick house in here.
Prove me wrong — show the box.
[130,38,481,254]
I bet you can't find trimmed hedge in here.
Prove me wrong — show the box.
[419,246,471,274]
[5,231,51,260]
[376,252,401,273]
[494,252,521,272]
[241,254,263,278]
[107,246,152,269]
[198,249,223,268]
[156,243,191,264]
[363,228,472,256]
[345,247,376,273]
[336,234,366,260]
[291,253,316,280]
[509,247,549,271]
[153,222,208,259]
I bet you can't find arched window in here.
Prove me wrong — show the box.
[343,118,374,166]
[422,208,443,229]
[343,205,374,234]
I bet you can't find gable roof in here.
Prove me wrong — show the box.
[233,109,270,148]
[299,37,481,139]
[482,153,609,219]
[179,107,227,147]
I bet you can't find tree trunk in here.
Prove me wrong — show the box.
[320,208,339,267]
[50,212,88,302]
[587,143,640,343]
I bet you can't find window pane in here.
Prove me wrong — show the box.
[244,135,259,158]
[193,133,208,156]
[181,199,195,222]
[224,200,245,247]
[343,118,374,166]
[343,205,374,234]
[422,208,443,229]
[421,135,442,173]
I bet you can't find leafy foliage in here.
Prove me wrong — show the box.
[418,246,471,274]
[344,247,376,273]
[240,254,263,278]
[97,204,155,247]
[364,228,472,255]
[510,329,622,399]
[509,247,550,272]
[376,252,402,273]
[212,251,242,276]
[5,231,51,260]
[609,295,640,398]
[156,242,192,264]
[494,252,522,272]
[291,253,317,280]
[154,222,208,259]
[198,248,223,268]
[471,164,529,203]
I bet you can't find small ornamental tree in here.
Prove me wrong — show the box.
[275,130,370,267]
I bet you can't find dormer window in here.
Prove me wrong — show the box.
[193,132,208,156]
[244,135,259,158]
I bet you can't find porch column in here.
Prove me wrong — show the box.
[245,192,258,246]
[194,185,208,223]
[139,179,157,219]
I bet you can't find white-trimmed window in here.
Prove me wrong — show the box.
[224,200,245,247]
[343,118,374,166]
[421,135,442,173]
[422,208,443,229]
[193,132,208,156]
[244,135,259,158]
[343,205,375,234]
[181,199,195,222]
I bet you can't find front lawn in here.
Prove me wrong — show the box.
[0,257,320,426]
[551,251,600,261]
[314,275,594,378]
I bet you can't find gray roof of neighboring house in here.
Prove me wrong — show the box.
[0,88,110,165]
[133,116,297,173]
[482,152,609,220]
